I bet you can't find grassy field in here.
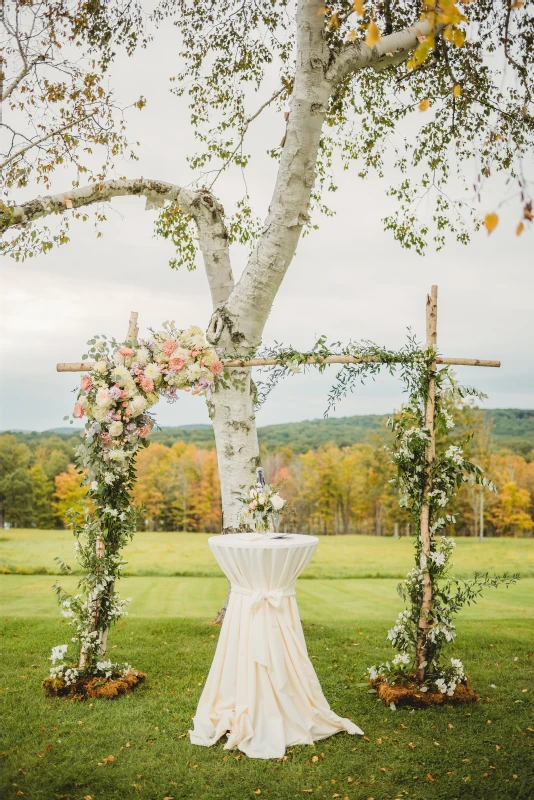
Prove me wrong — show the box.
[2,530,533,578]
[1,574,533,623]
[1,617,533,800]
[1,534,533,799]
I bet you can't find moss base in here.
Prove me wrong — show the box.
[371,676,478,707]
[42,669,146,700]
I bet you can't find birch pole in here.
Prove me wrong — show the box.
[416,285,438,683]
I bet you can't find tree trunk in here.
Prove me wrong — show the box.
[207,369,260,623]
[207,370,260,530]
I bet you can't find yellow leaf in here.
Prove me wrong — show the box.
[453,84,462,97]
[353,0,364,14]
[365,20,381,47]
[484,213,499,234]
[442,25,454,43]
[346,29,358,41]
[317,7,329,15]
[102,755,116,764]
[328,12,339,28]
[312,755,319,762]
[254,791,262,796]
[419,97,430,111]
[516,222,524,236]
[511,1,524,7]
[453,28,466,47]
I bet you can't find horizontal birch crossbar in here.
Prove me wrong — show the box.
[56,354,500,372]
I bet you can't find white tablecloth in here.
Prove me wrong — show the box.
[189,534,363,759]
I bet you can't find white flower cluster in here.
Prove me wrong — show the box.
[435,658,465,695]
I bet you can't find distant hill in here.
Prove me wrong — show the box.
[3,409,533,457]
[150,408,534,456]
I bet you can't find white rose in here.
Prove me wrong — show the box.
[271,494,285,511]
[95,387,112,408]
[93,361,108,374]
[130,396,148,416]
[109,421,123,437]
[258,492,266,505]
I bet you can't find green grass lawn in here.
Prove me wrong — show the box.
[1,534,533,799]
[1,575,533,623]
[2,531,533,578]
[1,617,533,800]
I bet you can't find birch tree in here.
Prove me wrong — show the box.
[1,0,533,530]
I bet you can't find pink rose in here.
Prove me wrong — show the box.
[73,402,85,418]
[210,360,224,376]
[100,432,112,444]
[80,376,92,391]
[161,339,177,356]
[119,346,134,357]
[169,357,185,372]
[140,375,154,392]
[137,424,151,439]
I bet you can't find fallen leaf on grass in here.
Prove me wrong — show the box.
[102,755,116,764]
[254,791,261,795]
[426,773,437,782]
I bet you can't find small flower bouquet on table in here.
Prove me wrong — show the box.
[239,468,287,534]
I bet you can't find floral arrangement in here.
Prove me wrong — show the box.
[239,478,286,532]
[47,324,225,692]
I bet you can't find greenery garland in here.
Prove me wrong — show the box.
[252,334,518,694]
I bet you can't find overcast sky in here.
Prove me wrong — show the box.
[1,22,533,433]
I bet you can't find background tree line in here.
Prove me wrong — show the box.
[1,408,532,536]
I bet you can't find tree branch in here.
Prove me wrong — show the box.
[0,113,95,171]
[327,19,437,84]
[1,54,46,103]
[0,178,234,308]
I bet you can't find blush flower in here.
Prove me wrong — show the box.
[80,376,92,391]
[118,346,134,357]
[140,375,154,392]
[73,402,85,418]
[210,360,224,376]
[161,339,178,356]
[137,424,151,439]
[169,356,185,371]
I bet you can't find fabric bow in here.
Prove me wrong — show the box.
[231,583,296,691]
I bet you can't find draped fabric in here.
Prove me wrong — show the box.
[189,534,363,759]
